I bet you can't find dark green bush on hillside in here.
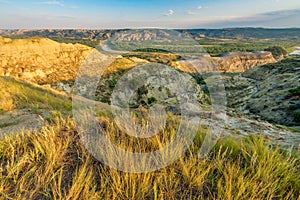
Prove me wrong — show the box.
[147,97,157,105]
[108,78,118,88]
[288,86,300,96]
[264,46,287,59]
[134,48,171,53]
[292,110,300,122]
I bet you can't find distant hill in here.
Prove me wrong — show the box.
[1,28,300,41]
[179,28,300,39]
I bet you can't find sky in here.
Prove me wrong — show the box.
[1,0,300,29]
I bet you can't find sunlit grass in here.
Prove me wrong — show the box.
[0,115,299,200]
[0,97,14,112]
[0,76,72,114]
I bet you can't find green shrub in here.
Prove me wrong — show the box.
[289,86,300,96]
[292,110,300,122]
[108,78,118,88]
[147,97,157,105]
[264,46,287,59]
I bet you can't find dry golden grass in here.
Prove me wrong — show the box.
[0,115,299,200]
[104,58,137,75]
[0,76,72,114]
[0,97,15,112]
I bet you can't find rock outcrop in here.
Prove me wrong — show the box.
[225,57,300,126]
[213,51,276,72]
[172,52,276,73]
[0,36,92,84]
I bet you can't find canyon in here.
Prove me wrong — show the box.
[0,37,277,84]
[0,36,299,152]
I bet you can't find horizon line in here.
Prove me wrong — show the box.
[1,26,300,31]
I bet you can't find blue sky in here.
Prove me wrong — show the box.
[1,0,300,29]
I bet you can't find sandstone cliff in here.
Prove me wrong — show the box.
[0,36,92,84]
[172,51,276,73]
[213,51,276,72]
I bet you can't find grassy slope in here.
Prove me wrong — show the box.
[0,117,299,199]
[0,76,299,199]
[0,76,72,115]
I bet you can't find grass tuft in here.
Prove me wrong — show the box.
[0,115,299,199]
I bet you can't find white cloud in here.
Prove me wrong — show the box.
[197,6,202,10]
[34,1,64,7]
[164,9,174,16]
[187,10,196,15]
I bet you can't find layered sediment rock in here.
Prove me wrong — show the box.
[173,51,276,73]
[213,51,276,72]
[0,36,92,84]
